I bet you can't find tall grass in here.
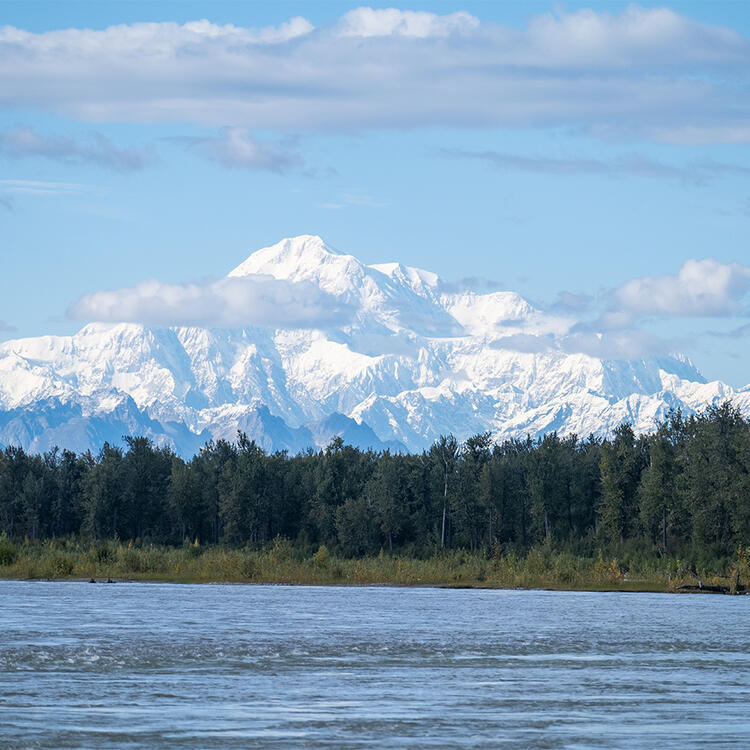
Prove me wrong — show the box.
[0,534,746,592]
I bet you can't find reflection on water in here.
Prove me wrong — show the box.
[1,581,748,748]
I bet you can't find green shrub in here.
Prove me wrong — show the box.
[183,538,203,558]
[119,546,143,573]
[51,554,74,577]
[0,533,18,566]
[268,535,292,566]
[313,544,330,568]
[91,543,115,564]
[240,555,256,578]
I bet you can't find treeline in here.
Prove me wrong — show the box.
[1,403,749,559]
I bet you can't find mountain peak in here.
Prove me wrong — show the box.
[3,235,747,456]
[228,235,341,279]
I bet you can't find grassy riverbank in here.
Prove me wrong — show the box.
[2,535,748,592]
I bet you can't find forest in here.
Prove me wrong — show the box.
[1,402,749,570]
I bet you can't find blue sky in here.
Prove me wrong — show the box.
[1,1,749,384]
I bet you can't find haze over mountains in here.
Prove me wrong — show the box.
[1,235,747,455]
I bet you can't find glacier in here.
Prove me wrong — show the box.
[1,234,748,455]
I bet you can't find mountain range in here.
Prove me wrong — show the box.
[1,235,747,455]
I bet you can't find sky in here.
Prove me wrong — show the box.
[1,0,749,385]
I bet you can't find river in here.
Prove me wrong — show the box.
[1,581,748,747]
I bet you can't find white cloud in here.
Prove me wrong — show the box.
[336,8,479,38]
[0,126,153,170]
[67,275,356,329]
[484,324,673,360]
[182,128,302,172]
[522,6,745,67]
[544,259,750,357]
[559,330,669,360]
[614,259,750,317]
[0,7,747,143]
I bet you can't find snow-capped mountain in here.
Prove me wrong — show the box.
[1,235,747,455]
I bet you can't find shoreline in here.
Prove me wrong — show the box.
[0,574,735,595]
[2,540,746,595]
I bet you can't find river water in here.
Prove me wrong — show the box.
[0,581,748,748]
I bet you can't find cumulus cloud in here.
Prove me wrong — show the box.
[182,128,303,172]
[336,8,478,37]
[614,259,750,317]
[471,257,750,361]
[0,126,153,171]
[68,275,356,329]
[521,6,746,67]
[539,259,750,358]
[0,7,748,142]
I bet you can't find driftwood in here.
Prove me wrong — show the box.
[669,567,704,588]
[676,584,732,594]
[670,567,746,594]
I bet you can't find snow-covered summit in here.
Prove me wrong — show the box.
[1,235,748,456]
[231,235,461,336]
[229,235,344,280]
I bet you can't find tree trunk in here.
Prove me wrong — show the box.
[441,462,448,549]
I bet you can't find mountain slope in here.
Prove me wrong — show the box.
[1,235,747,455]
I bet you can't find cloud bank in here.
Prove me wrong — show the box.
[63,245,750,361]
[1,7,748,143]
[521,258,750,359]
[487,327,672,360]
[68,275,356,329]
